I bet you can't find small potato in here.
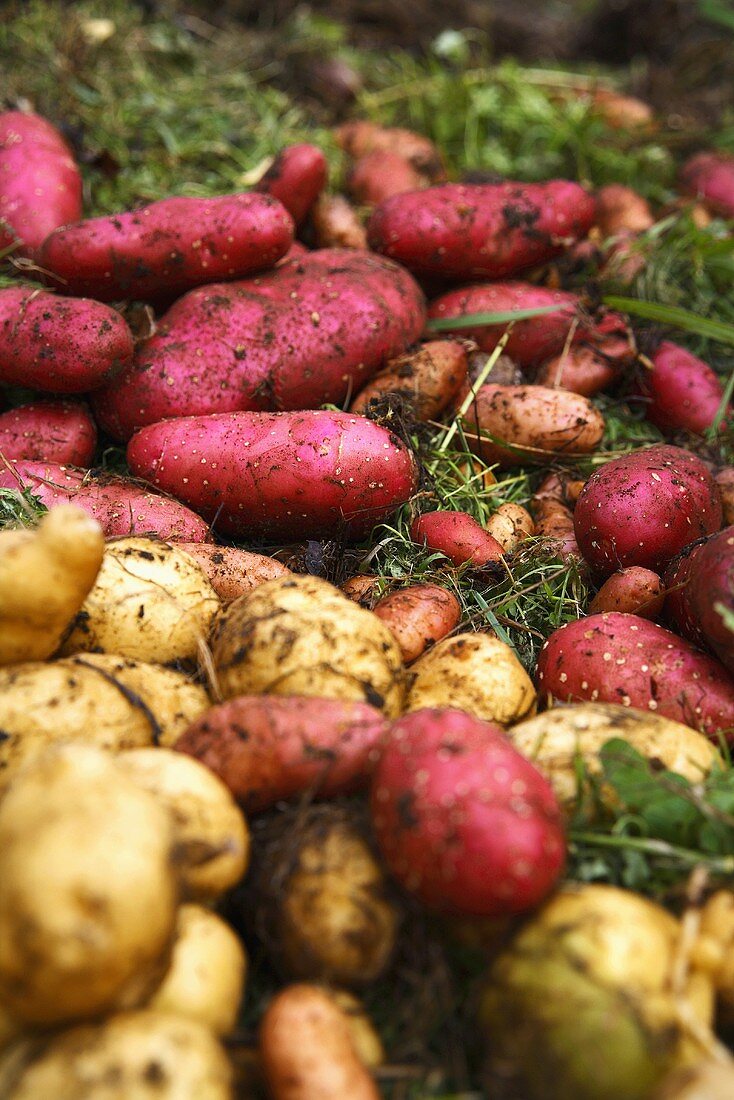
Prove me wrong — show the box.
[117,748,249,902]
[588,566,664,619]
[341,574,380,605]
[596,184,654,237]
[348,150,427,205]
[534,347,618,398]
[325,991,384,1068]
[350,341,468,421]
[175,543,291,603]
[61,537,220,665]
[311,194,368,250]
[591,87,655,130]
[411,510,505,567]
[147,905,246,1036]
[485,502,535,552]
[373,583,461,663]
[406,633,536,725]
[509,702,719,816]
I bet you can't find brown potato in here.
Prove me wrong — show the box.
[347,150,426,206]
[350,341,468,421]
[176,543,291,603]
[340,574,380,605]
[373,583,461,664]
[311,194,368,250]
[534,347,619,397]
[485,502,535,552]
[335,120,445,180]
[591,88,655,130]
[596,184,654,237]
[715,468,734,525]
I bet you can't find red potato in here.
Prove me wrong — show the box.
[0,401,96,465]
[39,192,294,302]
[662,540,708,649]
[534,346,620,397]
[367,181,597,280]
[175,544,290,602]
[310,194,368,250]
[596,184,654,237]
[574,445,722,577]
[92,250,426,440]
[680,152,734,219]
[370,708,565,916]
[373,583,461,663]
[335,120,445,181]
[0,288,133,394]
[0,110,82,258]
[639,341,729,435]
[253,143,328,225]
[536,612,734,738]
[127,410,417,541]
[681,526,734,674]
[410,510,505,567]
[588,567,664,620]
[0,460,210,541]
[175,695,388,814]
[347,150,428,206]
[350,340,468,420]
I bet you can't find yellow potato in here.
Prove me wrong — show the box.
[0,504,103,665]
[406,632,536,725]
[61,537,220,665]
[485,502,535,552]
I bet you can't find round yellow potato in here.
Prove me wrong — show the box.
[405,632,536,725]
[118,749,249,902]
[0,1011,232,1099]
[147,905,246,1036]
[211,574,406,716]
[509,702,720,815]
[0,745,178,1026]
[61,537,220,665]
[0,655,210,794]
[485,502,535,552]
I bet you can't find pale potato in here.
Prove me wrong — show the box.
[326,991,384,1068]
[406,632,536,725]
[485,502,535,552]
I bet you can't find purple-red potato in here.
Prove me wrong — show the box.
[536,611,734,738]
[367,182,597,280]
[0,460,210,541]
[310,194,368,250]
[0,110,82,258]
[253,143,328,225]
[39,193,294,302]
[459,383,605,467]
[411,510,505,567]
[662,540,708,649]
[341,575,380,605]
[0,288,133,394]
[680,152,734,219]
[335,120,445,181]
[127,410,417,541]
[175,696,388,814]
[590,88,655,130]
[372,584,461,664]
[683,526,734,674]
[348,150,428,206]
[716,468,734,525]
[92,250,426,439]
[534,347,619,397]
[588,567,664,620]
[638,341,729,435]
[574,445,722,577]
[370,708,565,916]
[175,544,291,602]
[350,341,468,420]
[485,503,535,553]
[0,401,96,465]
[596,184,654,237]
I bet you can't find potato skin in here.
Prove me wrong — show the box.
[350,340,468,420]
[485,502,535,552]
[588,566,664,619]
[311,194,368,250]
[0,401,96,465]
[253,143,328,225]
[373,583,461,663]
[639,342,728,435]
[176,543,291,602]
[411,510,506,566]
[534,347,619,398]
[348,149,427,205]
[680,151,734,219]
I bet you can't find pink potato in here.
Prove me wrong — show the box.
[373,583,462,663]
[254,143,328,225]
[536,611,734,738]
[587,566,664,620]
[127,409,417,541]
[639,341,729,435]
[573,444,722,577]
[680,526,734,675]
[0,288,133,393]
[39,192,294,301]
[176,544,291,602]
[92,250,426,440]
[410,510,505,567]
[175,695,388,814]
[0,110,82,258]
[367,181,597,280]
[0,401,96,465]
[680,152,734,219]
[0,460,210,541]
[370,708,565,916]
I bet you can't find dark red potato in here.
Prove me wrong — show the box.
[662,540,708,649]
[370,708,566,916]
[573,445,722,577]
[588,567,664,620]
[347,150,427,206]
[0,401,96,465]
[0,110,82,258]
[410,511,505,567]
[639,342,729,435]
[253,143,328,225]
[373,583,462,663]
[536,612,734,739]
[680,152,734,219]
[39,192,294,301]
[684,526,734,674]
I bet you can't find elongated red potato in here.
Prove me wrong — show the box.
[639,341,729,435]
[348,150,428,206]
[40,192,294,301]
[0,289,133,393]
[0,402,96,465]
[680,526,734,674]
[368,181,597,280]
[373,583,462,663]
[0,110,82,257]
[350,340,468,420]
[253,143,328,225]
[175,544,290,601]
[680,151,734,218]
[92,250,426,439]
[127,410,417,541]
[588,567,664,619]
[175,695,388,813]
[411,510,505,567]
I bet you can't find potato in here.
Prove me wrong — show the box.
[348,149,428,205]
[588,566,664,619]
[653,1058,734,1100]
[117,748,249,901]
[0,400,96,465]
[61,537,220,665]
[147,905,246,1036]
[596,184,654,237]
[509,703,719,816]
[0,745,178,1025]
[0,1011,232,1099]
[639,342,729,436]
[350,340,468,421]
[680,151,734,219]
[406,632,536,725]
[325,991,384,1068]
[410,510,505,567]
[534,347,619,398]
[211,574,406,716]
[485,502,535,552]
[310,193,368,250]
[253,143,327,225]
[0,504,104,665]
[175,543,291,602]
[373,583,461,663]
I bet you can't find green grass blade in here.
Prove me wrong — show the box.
[426,304,568,331]
[603,295,734,346]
